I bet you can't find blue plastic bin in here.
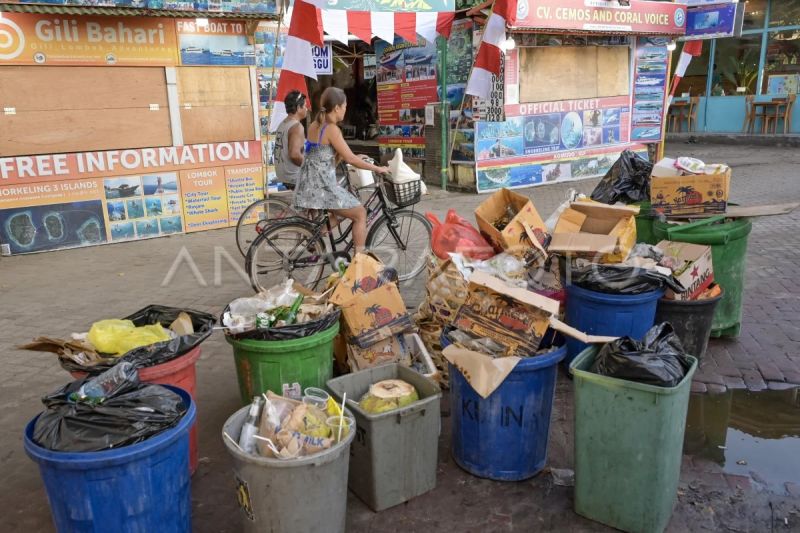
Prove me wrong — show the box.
[564,284,664,366]
[447,342,567,481]
[24,385,196,533]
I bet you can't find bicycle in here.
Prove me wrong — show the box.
[245,172,432,293]
[234,161,354,257]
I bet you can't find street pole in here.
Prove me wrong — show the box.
[438,35,448,191]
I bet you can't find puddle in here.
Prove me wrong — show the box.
[684,389,800,492]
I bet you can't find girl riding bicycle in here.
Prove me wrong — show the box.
[293,87,389,253]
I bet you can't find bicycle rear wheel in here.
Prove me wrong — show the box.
[246,221,327,293]
[366,210,431,282]
[236,196,297,257]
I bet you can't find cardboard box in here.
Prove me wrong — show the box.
[452,272,560,355]
[347,333,411,372]
[549,201,639,263]
[656,240,714,300]
[475,188,547,254]
[330,253,412,349]
[651,158,731,216]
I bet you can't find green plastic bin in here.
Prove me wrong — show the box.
[326,364,442,512]
[634,201,659,245]
[653,216,752,337]
[569,346,697,533]
[226,323,338,405]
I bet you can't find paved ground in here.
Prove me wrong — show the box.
[2,142,799,531]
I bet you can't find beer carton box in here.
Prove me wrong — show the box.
[474,188,548,254]
[650,158,731,216]
[548,201,639,263]
[657,240,714,300]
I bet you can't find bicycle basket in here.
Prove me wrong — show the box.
[384,179,422,208]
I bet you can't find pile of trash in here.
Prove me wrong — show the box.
[222,279,340,341]
[20,305,216,374]
[33,363,189,452]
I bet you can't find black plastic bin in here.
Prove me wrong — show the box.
[654,288,723,359]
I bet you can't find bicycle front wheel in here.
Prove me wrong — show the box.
[246,221,327,293]
[366,210,431,282]
[235,196,298,257]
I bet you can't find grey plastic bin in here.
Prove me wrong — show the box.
[326,363,442,512]
[222,405,355,533]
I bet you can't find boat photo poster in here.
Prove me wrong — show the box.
[375,36,439,160]
[474,95,641,193]
[631,37,670,142]
[177,19,255,66]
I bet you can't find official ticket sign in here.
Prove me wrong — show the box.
[512,0,687,35]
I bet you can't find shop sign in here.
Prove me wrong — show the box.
[0,13,178,66]
[312,44,334,75]
[512,0,687,35]
[681,2,744,41]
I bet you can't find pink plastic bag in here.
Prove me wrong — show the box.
[426,210,495,260]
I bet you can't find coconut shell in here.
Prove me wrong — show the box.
[359,379,419,414]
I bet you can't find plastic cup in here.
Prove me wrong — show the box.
[303,387,330,410]
[326,415,354,443]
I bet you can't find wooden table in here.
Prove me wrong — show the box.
[669,99,691,132]
[752,96,790,134]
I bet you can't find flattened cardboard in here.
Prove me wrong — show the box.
[549,201,639,263]
[347,333,410,372]
[656,240,714,300]
[475,188,547,253]
[442,345,521,399]
[331,253,412,348]
[650,158,731,216]
[452,272,559,355]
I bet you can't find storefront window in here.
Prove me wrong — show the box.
[672,42,712,96]
[769,3,800,28]
[715,34,762,95]
[764,30,800,93]
[743,0,768,30]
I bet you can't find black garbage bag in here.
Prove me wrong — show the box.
[590,150,653,205]
[569,264,685,295]
[59,305,217,375]
[222,306,341,341]
[591,323,693,387]
[33,367,188,452]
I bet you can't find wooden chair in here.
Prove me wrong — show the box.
[770,94,797,134]
[754,98,773,134]
[668,102,689,132]
[742,95,755,133]
[687,96,700,132]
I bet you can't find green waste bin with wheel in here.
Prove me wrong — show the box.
[653,216,752,338]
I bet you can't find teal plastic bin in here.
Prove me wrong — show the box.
[569,346,697,533]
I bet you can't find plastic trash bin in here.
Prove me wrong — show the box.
[327,364,441,511]
[24,386,195,533]
[655,289,723,360]
[569,346,697,533]
[634,201,659,245]
[564,284,664,365]
[448,343,567,481]
[70,347,202,474]
[222,403,355,533]
[653,216,751,337]
[226,323,338,404]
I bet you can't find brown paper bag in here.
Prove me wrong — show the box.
[442,345,521,399]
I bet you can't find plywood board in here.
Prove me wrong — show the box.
[597,46,630,96]
[0,66,168,111]
[0,109,172,156]
[180,106,255,144]
[176,67,252,107]
[519,47,629,103]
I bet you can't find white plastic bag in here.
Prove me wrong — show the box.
[388,149,428,194]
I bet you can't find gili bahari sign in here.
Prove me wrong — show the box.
[512,0,687,35]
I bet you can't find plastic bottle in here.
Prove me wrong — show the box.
[73,362,136,403]
[238,396,265,454]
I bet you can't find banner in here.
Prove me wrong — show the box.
[177,19,255,66]
[512,0,686,35]
[312,0,454,12]
[631,37,669,143]
[312,44,333,75]
[0,141,262,186]
[682,3,742,41]
[0,13,178,66]
[475,144,648,193]
[6,0,279,14]
[375,37,438,160]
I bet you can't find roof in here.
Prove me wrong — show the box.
[0,2,280,19]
